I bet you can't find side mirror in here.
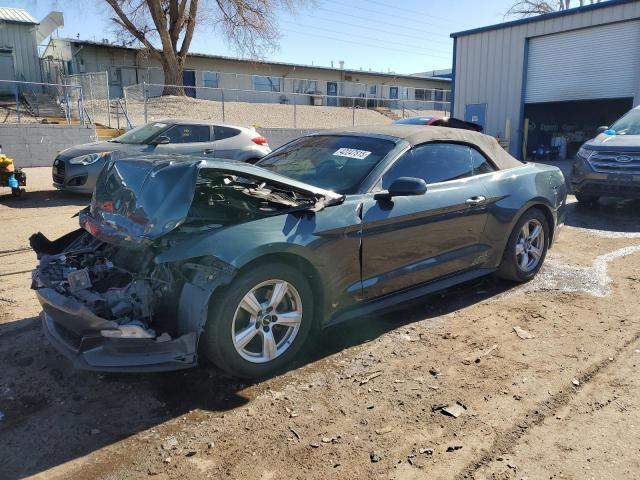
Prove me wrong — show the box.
[150,135,170,145]
[374,177,427,201]
[596,126,609,134]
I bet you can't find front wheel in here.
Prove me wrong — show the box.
[497,208,549,282]
[201,263,314,378]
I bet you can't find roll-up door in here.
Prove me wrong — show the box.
[525,20,640,103]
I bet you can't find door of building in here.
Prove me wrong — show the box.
[465,103,487,130]
[182,70,196,98]
[327,81,338,106]
[0,50,15,94]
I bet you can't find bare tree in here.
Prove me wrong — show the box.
[505,0,603,18]
[104,0,300,95]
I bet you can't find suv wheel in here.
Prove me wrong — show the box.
[201,263,314,378]
[497,208,549,282]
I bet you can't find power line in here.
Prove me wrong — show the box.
[297,12,453,48]
[289,22,452,58]
[313,5,451,39]
[281,27,453,61]
[367,0,458,24]
[323,0,455,29]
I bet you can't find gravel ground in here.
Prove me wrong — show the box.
[1,168,640,480]
[123,96,445,129]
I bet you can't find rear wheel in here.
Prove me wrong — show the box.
[201,263,314,378]
[497,209,549,282]
[575,193,599,205]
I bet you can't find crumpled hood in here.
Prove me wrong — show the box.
[79,156,343,246]
[584,133,640,151]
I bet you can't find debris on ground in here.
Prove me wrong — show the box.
[572,378,580,386]
[370,450,382,463]
[446,445,463,452]
[0,296,16,304]
[360,371,383,385]
[464,343,498,364]
[513,326,535,339]
[419,448,434,455]
[161,437,178,450]
[375,426,393,435]
[90,428,100,436]
[289,428,301,440]
[441,402,468,418]
[429,367,441,377]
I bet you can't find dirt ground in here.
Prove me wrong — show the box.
[1,167,639,480]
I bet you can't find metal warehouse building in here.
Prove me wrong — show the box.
[451,0,640,160]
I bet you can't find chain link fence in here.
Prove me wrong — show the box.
[63,72,111,127]
[0,79,86,125]
[123,82,451,129]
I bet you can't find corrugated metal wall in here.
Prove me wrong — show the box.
[0,22,41,83]
[453,0,640,157]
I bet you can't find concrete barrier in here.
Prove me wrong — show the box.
[0,125,319,168]
[0,124,97,168]
[257,128,322,149]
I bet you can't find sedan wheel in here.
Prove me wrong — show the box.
[497,208,549,282]
[232,280,303,363]
[201,263,314,378]
[515,219,545,273]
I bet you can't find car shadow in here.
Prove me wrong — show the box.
[564,196,640,233]
[0,189,90,209]
[0,274,513,479]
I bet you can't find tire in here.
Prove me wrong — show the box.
[575,193,599,205]
[497,208,549,283]
[201,263,314,378]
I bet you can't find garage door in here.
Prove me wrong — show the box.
[525,20,640,103]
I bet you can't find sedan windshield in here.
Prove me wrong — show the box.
[610,109,640,135]
[256,135,396,194]
[111,122,171,144]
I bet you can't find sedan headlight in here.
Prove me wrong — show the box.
[576,146,594,161]
[69,152,111,165]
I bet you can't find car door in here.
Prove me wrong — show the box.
[360,142,491,299]
[153,124,215,156]
[208,125,244,160]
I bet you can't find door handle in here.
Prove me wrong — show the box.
[465,195,486,206]
[203,148,215,154]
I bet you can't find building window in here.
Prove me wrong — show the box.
[434,88,444,102]
[253,75,282,92]
[202,71,219,88]
[368,84,377,96]
[415,88,426,101]
[399,87,409,99]
[291,79,318,94]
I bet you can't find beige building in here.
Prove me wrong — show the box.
[42,37,451,108]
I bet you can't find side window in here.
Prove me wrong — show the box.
[214,126,241,141]
[382,143,473,188]
[163,125,211,144]
[470,148,496,175]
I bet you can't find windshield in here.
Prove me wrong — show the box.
[610,108,640,136]
[256,135,396,194]
[111,122,171,144]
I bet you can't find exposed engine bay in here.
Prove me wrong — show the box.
[177,171,324,233]
[32,231,181,339]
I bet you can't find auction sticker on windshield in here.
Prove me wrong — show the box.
[333,148,371,160]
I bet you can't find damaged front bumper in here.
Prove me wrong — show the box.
[37,287,197,372]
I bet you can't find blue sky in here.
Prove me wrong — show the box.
[10,0,516,74]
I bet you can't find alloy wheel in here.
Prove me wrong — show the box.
[231,279,303,363]
[515,219,545,272]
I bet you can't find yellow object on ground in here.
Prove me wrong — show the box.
[0,154,15,173]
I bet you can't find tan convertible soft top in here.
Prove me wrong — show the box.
[325,124,522,171]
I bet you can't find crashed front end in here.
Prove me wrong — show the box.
[31,156,338,372]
